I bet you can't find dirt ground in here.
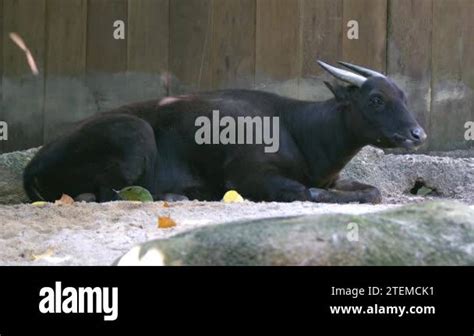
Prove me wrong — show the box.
[0,199,416,266]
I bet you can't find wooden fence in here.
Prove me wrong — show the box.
[0,0,473,152]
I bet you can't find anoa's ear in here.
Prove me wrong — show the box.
[323,81,350,102]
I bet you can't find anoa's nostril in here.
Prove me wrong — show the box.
[411,127,427,141]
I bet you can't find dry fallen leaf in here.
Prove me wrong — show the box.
[157,216,177,229]
[9,32,39,75]
[163,201,170,208]
[55,194,74,205]
[32,247,54,261]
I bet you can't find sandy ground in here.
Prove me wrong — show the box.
[0,199,424,266]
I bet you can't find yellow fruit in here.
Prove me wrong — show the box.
[32,201,48,207]
[223,190,244,203]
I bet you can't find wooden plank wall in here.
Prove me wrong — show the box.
[431,0,474,150]
[255,0,300,97]
[2,0,46,152]
[128,0,169,99]
[300,0,343,100]
[211,0,255,89]
[387,0,433,147]
[0,0,473,152]
[86,0,128,114]
[169,0,213,94]
[43,0,88,142]
[342,0,387,71]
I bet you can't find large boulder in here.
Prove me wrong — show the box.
[0,147,40,204]
[115,201,474,266]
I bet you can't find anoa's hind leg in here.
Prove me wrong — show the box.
[24,113,158,202]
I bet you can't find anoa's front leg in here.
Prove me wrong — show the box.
[309,178,382,204]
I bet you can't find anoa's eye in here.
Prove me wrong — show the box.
[369,95,384,107]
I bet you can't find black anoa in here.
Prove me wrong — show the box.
[24,61,426,203]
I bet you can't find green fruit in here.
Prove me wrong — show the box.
[116,186,154,202]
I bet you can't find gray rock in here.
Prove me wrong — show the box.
[114,201,474,266]
[0,147,40,204]
[341,146,474,202]
[0,147,40,175]
[0,165,29,204]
